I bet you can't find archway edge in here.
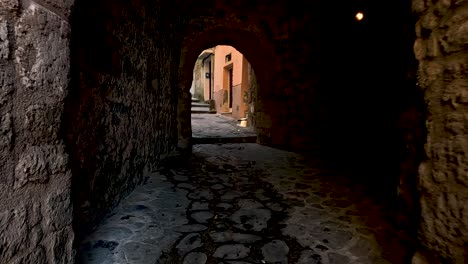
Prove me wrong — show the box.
[180,26,279,96]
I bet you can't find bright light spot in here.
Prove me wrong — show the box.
[355,12,364,21]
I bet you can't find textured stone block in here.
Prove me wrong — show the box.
[426,34,440,58]
[0,17,9,59]
[45,190,73,231]
[24,103,61,143]
[51,227,74,264]
[14,146,49,189]
[29,226,44,248]
[14,5,70,99]
[414,38,426,60]
[14,145,68,189]
[423,61,444,83]
[0,69,13,104]
[445,20,468,49]
[0,205,29,262]
[9,246,47,264]
[0,112,12,149]
[34,0,75,19]
[28,202,42,227]
[47,145,68,175]
[420,11,439,30]
[442,78,468,108]
[445,113,466,134]
[0,0,19,12]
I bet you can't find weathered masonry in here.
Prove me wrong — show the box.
[0,0,466,263]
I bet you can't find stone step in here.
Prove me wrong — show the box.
[191,97,200,102]
[192,102,210,108]
[191,108,217,114]
[192,136,257,144]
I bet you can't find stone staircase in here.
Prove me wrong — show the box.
[191,97,216,114]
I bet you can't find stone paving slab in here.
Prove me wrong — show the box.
[77,143,410,264]
[191,107,217,113]
[192,114,256,139]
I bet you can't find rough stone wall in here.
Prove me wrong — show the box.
[66,0,183,237]
[412,0,468,262]
[0,0,75,263]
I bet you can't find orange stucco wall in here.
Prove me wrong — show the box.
[212,45,249,120]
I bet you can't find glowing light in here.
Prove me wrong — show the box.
[355,12,364,21]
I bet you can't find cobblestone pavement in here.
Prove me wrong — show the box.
[192,114,256,139]
[77,144,410,264]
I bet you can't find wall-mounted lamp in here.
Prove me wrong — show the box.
[355,12,364,21]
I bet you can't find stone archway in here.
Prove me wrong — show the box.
[176,26,281,151]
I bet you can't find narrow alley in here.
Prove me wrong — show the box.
[2,0,466,263]
[191,114,256,144]
[76,115,410,264]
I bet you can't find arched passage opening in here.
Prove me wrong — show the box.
[189,45,258,143]
[177,26,281,151]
